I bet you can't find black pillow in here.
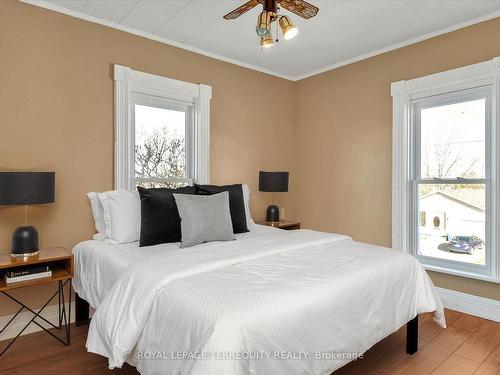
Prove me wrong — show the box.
[137,185,196,247]
[195,184,248,234]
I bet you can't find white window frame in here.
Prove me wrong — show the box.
[391,57,500,283]
[114,64,211,190]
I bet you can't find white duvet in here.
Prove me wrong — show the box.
[78,226,445,375]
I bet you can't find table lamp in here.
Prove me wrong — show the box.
[0,172,55,258]
[259,171,289,223]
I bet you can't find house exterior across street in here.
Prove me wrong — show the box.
[418,188,486,265]
[419,189,485,240]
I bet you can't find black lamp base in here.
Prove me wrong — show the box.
[266,205,280,223]
[11,225,39,258]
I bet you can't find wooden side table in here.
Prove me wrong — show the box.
[256,220,301,230]
[0,248,73,357]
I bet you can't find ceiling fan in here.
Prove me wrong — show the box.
[223,0,319,49]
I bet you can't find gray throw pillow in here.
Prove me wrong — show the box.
[173,191,236,248]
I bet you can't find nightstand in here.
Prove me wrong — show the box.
[0,247,73,356]
[256,220,301,230]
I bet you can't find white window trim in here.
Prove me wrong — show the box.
[114,64,212,190]
[391,56,500,283]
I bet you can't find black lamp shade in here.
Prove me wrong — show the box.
[259,171,289,192]
[0,172,55,205]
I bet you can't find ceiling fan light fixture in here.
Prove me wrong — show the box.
[279,15,298,40]
[224,0,317,49]
[256,11,272,37]
[260,35,274,49]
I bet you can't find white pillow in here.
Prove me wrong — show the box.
[87,192,107,240]
[99,190,141,244]
[242,184,253,226]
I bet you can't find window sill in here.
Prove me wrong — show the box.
[421,262,499,284]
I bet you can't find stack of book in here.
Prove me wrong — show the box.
[4,265,52,284]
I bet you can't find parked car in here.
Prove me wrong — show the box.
[448,236,484,254]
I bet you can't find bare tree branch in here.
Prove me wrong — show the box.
[135,128,185,183]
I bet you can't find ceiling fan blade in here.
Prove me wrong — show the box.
[280,0,319,19]
[223,0,260,20]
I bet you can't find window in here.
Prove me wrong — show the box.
[413,88,489,267]
[114,64,211,190]
[392,57,500,283]
[133,94,194,188]
[419,211,426,227]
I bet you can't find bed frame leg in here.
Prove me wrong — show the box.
[75,293,90,326]
[406,315,418,355]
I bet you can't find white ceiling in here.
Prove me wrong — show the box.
[27,0,500,80]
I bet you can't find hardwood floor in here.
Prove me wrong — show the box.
[0,309,498,374]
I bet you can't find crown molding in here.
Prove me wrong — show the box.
[21,0,500,82]
[21,0,295,81]
[293,10,500,81]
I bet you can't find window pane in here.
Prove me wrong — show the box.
[418,183,485,265]
[420,98,485,179]
[135,104,186,180]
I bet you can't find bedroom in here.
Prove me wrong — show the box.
[0,0,499,374]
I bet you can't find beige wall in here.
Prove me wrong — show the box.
[0,1,498,318]
[294,17,500,300]
[0,0,296,316]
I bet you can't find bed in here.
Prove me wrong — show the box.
[73,224,445,375]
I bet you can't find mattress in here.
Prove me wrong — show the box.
[72,223,280,309]
[74,225,445,375]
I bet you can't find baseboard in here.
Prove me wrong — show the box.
[1,289,497,340]
[0,302,75,341]
[437,287,500,322]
